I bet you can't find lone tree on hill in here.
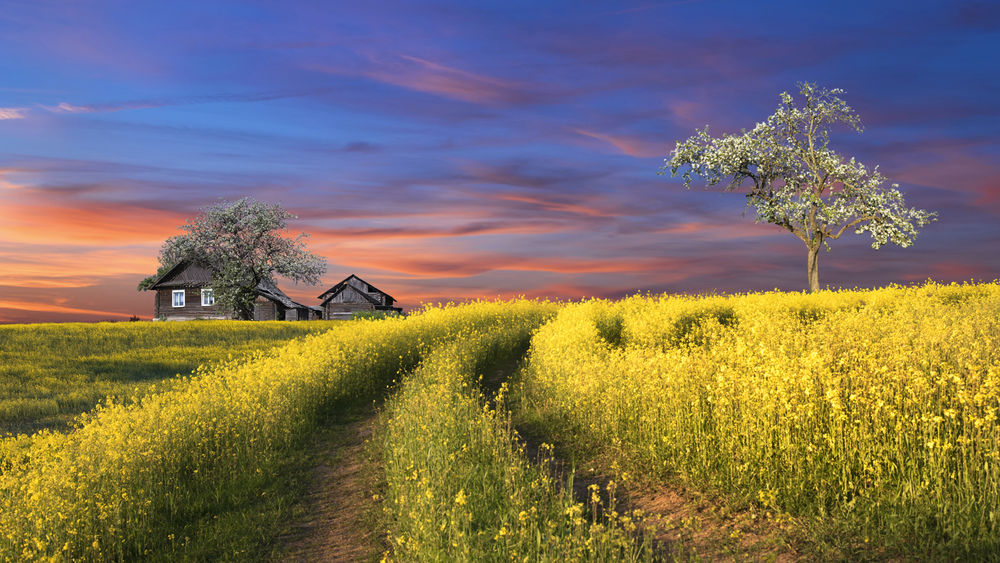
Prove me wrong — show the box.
[660,82,936,292]
[138,197,326,319]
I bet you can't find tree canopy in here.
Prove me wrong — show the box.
[661,82,936,292]
[139,198,326,319]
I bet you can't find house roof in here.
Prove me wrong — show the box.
[320,281,380,308]
[259,281,323,312]
[146,260,212,289]
[317,274,397,303]
[256,280,300,309]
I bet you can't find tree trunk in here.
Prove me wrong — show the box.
[807,245,821,292]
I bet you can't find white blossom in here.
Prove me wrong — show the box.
[658,83,936,289]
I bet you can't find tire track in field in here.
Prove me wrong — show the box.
[277,350,808,562]
[500,357,809,562]
[272,406,381,562]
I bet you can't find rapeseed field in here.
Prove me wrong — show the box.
[516,281,1000,558]
[0,301,554,560]
[2,282,997,560]
[377,313,651,562]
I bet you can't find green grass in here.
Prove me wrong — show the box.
[0,320,340,435]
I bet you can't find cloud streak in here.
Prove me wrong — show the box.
[0,107,28,119]
[312,52,554,107]
[573,128,668,158]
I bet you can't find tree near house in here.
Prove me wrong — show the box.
[138,198,326,319]
[660,82,936,292]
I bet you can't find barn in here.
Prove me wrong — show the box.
[318,274,403,320]
[146,261,321,321]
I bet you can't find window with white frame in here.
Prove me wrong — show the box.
[201,288,215,306]
[172,290,186,307]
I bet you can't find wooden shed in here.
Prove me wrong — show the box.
[317,274,402,320]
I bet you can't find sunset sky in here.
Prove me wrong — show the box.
[1,1,998,322]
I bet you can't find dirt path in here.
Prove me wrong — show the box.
[272,406,381,562]
[273,349,808,562]
[504,360,808,561]
[576,459,807,561]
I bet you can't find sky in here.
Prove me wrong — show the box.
[1,0,998,323]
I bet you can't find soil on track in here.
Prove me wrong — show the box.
[505,362,808,562]
[273,406,381,563]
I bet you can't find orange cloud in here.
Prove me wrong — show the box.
[0,200,187,245]
[0,299,133,318]
[0,247,155,287]
[573,128,667,158]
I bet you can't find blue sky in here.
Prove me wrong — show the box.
[0,0,998,321]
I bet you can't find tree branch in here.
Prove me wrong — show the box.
[776,217,807,242]
[829,216,875,239]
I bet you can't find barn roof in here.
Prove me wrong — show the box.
[317,274,397,302]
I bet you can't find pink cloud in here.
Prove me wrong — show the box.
[331,244,700,279]
[44,102,100,114]
[890,148,1000,209]
[652,220,781,240]
[573,128,667,158]
[313,52,546,106]
[0,168,27,189]
[311,220,568,241]
[0,107,28,119]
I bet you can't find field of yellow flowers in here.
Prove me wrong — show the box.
[376,311,653,562]
[515,281,1000,558]
[2,282,997,560]
[0,301,554,560]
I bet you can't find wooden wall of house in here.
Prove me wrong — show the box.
[326,284,376,305]
[155,289,316,322]
[156,289,229,320]
[324,301,373,320]
[292,307,319,321]
[286,308,313,321]
[345,277,367,293]
[253,297,280,321]
[344,279,387,306]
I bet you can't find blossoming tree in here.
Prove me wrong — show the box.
[139,197,326,319]
[661,82,936,292]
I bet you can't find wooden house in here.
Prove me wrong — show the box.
[317,274,402,320]
[146,261,322,321]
